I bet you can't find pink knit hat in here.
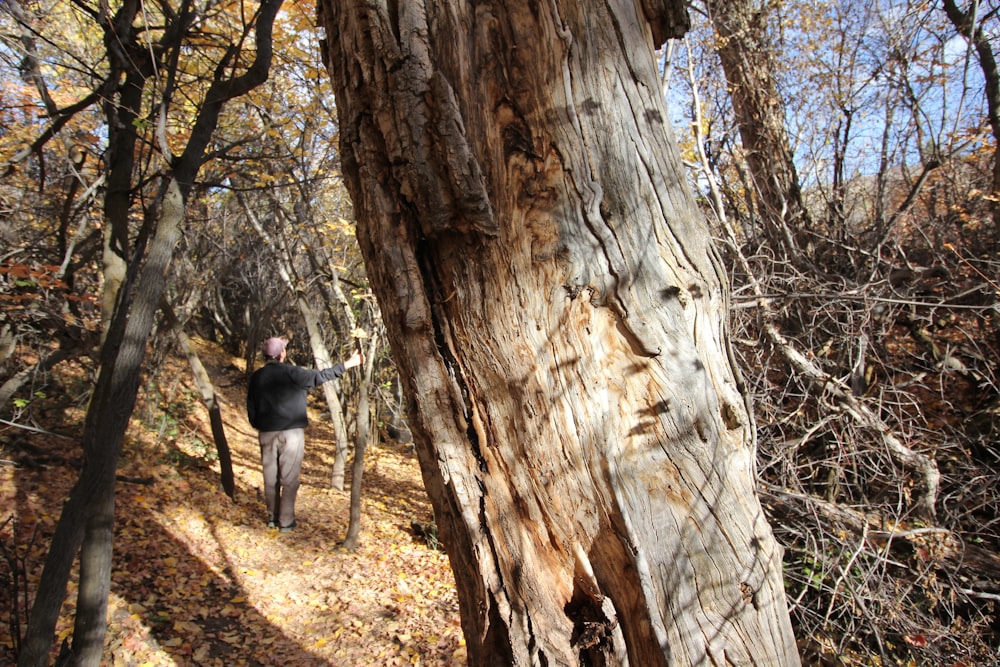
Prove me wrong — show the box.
[261,337,287,358]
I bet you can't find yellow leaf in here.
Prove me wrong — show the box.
[173,620,202,634]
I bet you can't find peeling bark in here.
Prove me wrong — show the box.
[319,1,799,665]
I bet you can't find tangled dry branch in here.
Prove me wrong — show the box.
[721,222,1000,663]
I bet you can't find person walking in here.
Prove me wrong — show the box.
[246,336,363,532]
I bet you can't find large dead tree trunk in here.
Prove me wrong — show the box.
[318,1,799,665]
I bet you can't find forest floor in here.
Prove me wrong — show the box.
[1,338,465,666]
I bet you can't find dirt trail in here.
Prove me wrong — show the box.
[1,340,463,666]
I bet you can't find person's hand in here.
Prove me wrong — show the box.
[345,350,364,369]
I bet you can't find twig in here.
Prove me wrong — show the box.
[955,588,1000,602]
[732,290,997,311]
[0,419,75,440]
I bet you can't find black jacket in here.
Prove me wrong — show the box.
[246,361,346,432]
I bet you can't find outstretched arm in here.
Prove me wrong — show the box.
[299,351,365,387]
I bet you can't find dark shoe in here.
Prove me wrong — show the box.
[279,521,297,533]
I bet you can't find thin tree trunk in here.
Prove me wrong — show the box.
[160,299,236,499]
[343,328,379,550]
[300,296,352,490]
[705,0,812,259]
[310,253,361,488]
[16,472,88,666]
[326,281,359,488]
[318,1,800,664]
[312,326,352,489]
[0,344,75,415]
[17,1,282,661]
[19,178,186,667]
[942,0,1000,233]
[67,489,115,666]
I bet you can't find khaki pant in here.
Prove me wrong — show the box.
[258,428,306,527]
